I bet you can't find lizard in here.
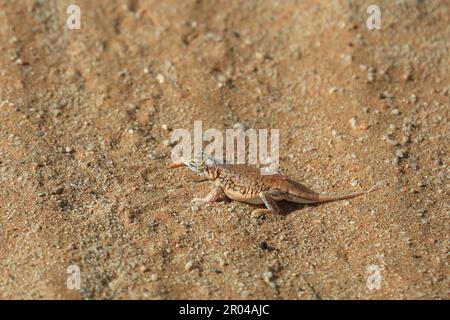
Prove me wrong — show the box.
[168,158,380,218]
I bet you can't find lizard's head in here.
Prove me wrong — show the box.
[185,159,207,176]
[185,157,220,180]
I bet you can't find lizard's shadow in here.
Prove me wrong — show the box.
[279,201,316,216]
[246,201,317,217]
[223,199,317,217]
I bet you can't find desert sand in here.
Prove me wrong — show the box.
[0,0,448,299]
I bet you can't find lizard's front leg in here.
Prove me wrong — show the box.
[250,190,280,219]
[191,185,226,205]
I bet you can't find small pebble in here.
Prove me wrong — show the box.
[379,91,391,99]
[156,73,165,84]
[150,274,158,281]
[263,271,274,283]
[341,54,353,65]
[387,124,396,133]
[218,258,226,267]
[357,121,370,131]
[65,146,73,153]
[418,208,427,216]
[185,261,196,271]
[391,108,401,115]
[207,32,223,42]
[329,86,341,94]
[396,149,404,159]
[367,68,376,83]
[392,157,400,166]
[384,135,398,146]
[254,52,264,61]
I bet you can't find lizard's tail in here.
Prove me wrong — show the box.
[315,182,382,203]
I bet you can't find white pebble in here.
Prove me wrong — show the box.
[150,274,158,281]
[185,261,195,271]
[156,73,165,83]
[263,271,273,283]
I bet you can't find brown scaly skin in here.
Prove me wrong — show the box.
[169,161,380,218]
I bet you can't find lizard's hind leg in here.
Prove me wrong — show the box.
[250,191,281,219]
[191,186,226,205]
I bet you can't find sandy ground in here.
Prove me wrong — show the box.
[0,0,448,299]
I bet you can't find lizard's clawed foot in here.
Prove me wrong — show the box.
[250,209,275,219]
[251,191,281,219]
[191,186,226,206]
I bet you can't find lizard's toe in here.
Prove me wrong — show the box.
[250,209,267,219]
